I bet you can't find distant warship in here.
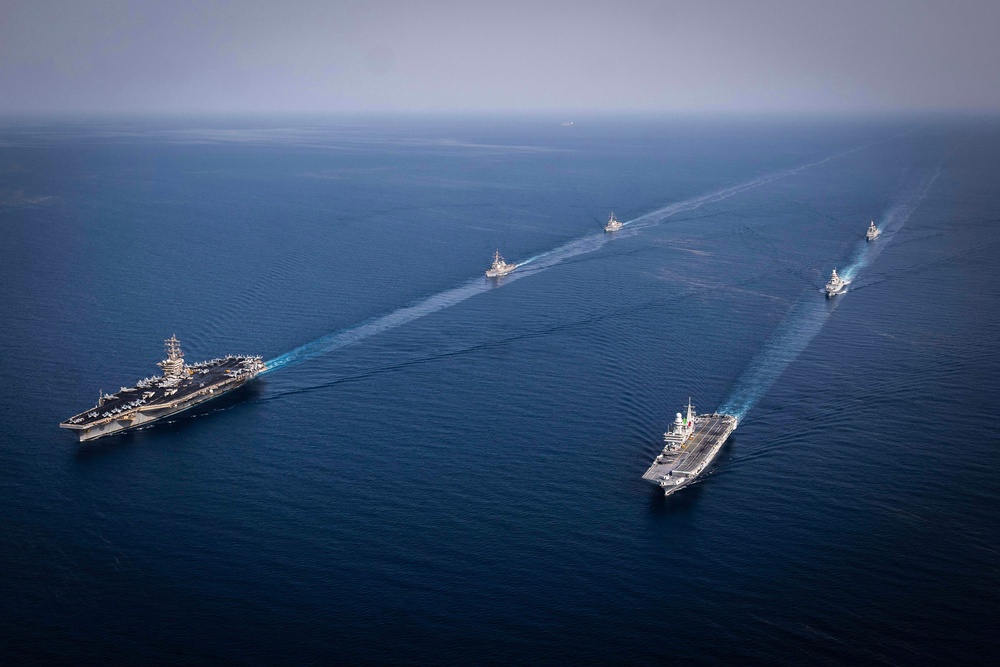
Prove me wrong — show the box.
[866,220,881,241]
[604,212,623,232]
[825,269,849,297]
[60,335,266,442]
[485,250,517,278]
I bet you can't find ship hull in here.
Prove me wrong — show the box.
[72,376,255,442]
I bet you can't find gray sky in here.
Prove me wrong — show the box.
[1,0,998,115]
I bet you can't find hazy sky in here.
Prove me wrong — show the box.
[1,0,998,115]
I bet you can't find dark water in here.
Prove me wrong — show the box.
[2,115,998,664]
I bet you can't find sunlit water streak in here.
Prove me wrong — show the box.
[627,136,899,232]
[718,168,940,422]
[718,295,840,423]
[265,277,490,371]
[266,140,896,373]
[267,190,763,371]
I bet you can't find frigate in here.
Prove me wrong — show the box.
[604,212,623,232]
[866,220,881,241]
[485,249,517,278]
[825,268,849,297]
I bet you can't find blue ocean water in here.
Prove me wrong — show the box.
[1,115,998,664]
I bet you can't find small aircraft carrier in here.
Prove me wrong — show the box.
[642,399,737,496]
[60,335,266,442]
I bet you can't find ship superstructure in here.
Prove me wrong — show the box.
[866,220,881,241]
[485,249,517,278]
[642,398,737,496]
[604,212,623,232]
[825,268,849,297]
[60,335,266,442]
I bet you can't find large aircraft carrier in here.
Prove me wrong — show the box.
[642,399,737,496]
[60,335,266,442]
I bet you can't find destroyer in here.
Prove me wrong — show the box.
[825,268,849,297]
[866,220,881,241]
[642,399,737,496]
[485,249,517,278]
[60,335,266,442]
[604,212,623,232]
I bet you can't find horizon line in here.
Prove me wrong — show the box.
[2,108,999,121]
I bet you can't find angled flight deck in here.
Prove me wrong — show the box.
[60,335,266,442]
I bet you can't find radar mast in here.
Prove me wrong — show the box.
[158,334,186,382]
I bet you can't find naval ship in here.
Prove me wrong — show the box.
[642,399,738,496]
[604,212,623,232]
[60,335,266,442]
[485,249,517,278]
[866,220,881,241]
[825,268,849,297]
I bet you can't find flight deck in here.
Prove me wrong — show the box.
[643,403,737,496]
[60,336,266,442]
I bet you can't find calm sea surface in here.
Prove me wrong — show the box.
[1,115,998,664]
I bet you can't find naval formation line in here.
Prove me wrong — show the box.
[61,213,881,497]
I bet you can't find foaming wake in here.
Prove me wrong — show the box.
[718,295,838,423]
[626,136,897,232]
[267,141,892,373]
[266,278,490,371]
[267,183,771,371]
[719,167,941,422]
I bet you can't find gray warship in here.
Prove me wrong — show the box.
[866,220,881,241]
[485,249,517,278]
[60,335,266,442]
[604,212,623,232]
[825,268,849,297]
[642,399,738,496]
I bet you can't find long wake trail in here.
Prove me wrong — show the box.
[265,140,895,373]
[718,168,940,423]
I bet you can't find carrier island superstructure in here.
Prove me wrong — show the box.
[60,335,266,442]
[642,399,738,496]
